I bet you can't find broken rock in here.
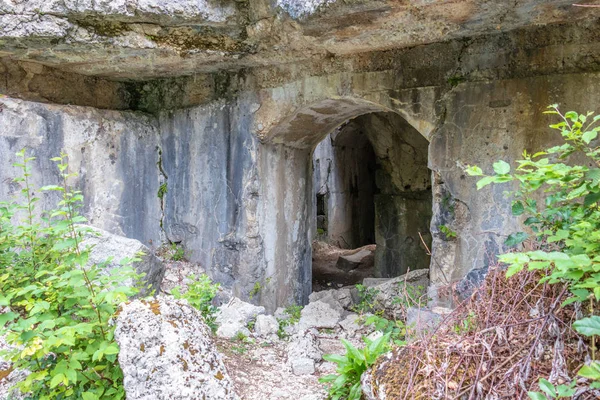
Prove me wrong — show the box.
[287,331,322,376]
[298,300,342,331]
[254,314,279,337]
[336,247,374,272]
[216,297,265,339]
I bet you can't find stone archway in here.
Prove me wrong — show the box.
[256,97,432,309]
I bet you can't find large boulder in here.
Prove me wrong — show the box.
[82,225,165,294]
[115,298,237,400]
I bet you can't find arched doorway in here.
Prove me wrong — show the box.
[257,97,432,309]
[310,112,431,291]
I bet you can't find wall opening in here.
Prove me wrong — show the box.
[311,112,431,291]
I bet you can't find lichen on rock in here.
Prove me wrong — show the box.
[115,298,238,400]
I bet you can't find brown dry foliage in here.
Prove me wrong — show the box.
[369,267,600,399]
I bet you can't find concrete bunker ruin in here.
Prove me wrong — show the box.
[263,98,432,297]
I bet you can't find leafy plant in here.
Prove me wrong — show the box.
[439,224,457,239]
[276,305,302,339]
[171,273,219,331]
[319,333,390,400]
[157,183,167,200]
[170,243,185,261]
[362,315,406,346]
[249,281,262,300]
[0,150,141,399]
[527,379,576,399]
[352,284,379,314]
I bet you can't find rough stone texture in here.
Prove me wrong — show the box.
[308,287,353,311]
[0,97,163,245]
[371,269,430,317]
[406,307,443,337]
[3,5,600,312]
[287,331,322,376]
[81,225,165,293]
[115,298,238,400]
[216,297,266,338]
[298,300,342,331]
[254,315,279,338]
[336,248,374,272]
[1,1,598,81]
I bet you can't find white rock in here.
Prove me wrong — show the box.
[309,287,353,310]
[215,297,265,338]
[115,298,238,400]
[254,315,279,337]
[81,225,165,294]
[217,323,251,339]
[298,300,342,331]
[287,332,322,376]
[339,313,361,334]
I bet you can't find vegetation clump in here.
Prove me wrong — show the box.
[0,150,141,400]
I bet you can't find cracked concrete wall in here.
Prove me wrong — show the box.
[0,97,162,246]
[429,72,600,305]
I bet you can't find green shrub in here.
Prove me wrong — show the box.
[466,105,600,391]
[352,284,379,314]
[362,315,406,346]
[276,305,302,339]
[0,150,141,400]
[319,333,390,400]
[171,274,219,331]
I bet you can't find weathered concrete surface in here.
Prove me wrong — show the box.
[428,72,600,305]
[2,8,600,313]
[0,1,599,80]
[0,97,163,246]
[313,122,377,250]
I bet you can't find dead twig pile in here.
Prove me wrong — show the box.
[370,267,599,399]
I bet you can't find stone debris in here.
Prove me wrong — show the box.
[308,287,353,310]
[216,297,266,339]
[81,225,165,294]
[115,298,238,400]
[253,315,279,338]
[287,331,323,376]
[371,269,430,318]
[336,247,374,272]
[298,300,343,331]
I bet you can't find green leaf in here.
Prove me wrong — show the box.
[493,160,511,175]
[573,316,600,336]
[582,130,598,144]
[82,393,100,400]
[504,232,528,247]
[578,362,600,380]
[465,166,483,176]
[528,392,549,400]
[476,176,496,190]
[538,379,556,398]
[512,201,525,216]
[584,191,600,207]
[50,373,65,388]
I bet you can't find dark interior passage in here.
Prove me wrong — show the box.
[311,112,431,291]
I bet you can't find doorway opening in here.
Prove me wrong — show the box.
[311,112,432,292]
